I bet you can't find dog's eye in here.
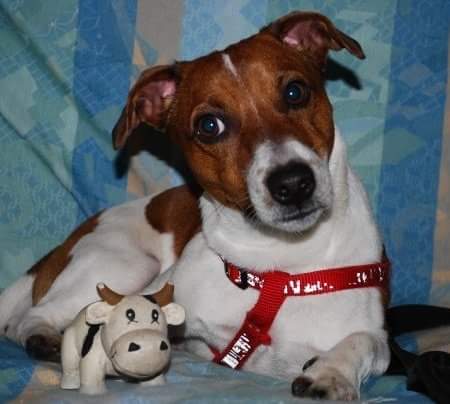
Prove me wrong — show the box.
[283,81,310,107]
[151,309,159,323]
[195,114,225,141]
[126,309,136,322]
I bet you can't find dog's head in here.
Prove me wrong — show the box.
[113,12,364,233]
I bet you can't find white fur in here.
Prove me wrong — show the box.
[222,53,238,77]
[170,128,388,397]
[0,195,176,345]
[221,51,262,124]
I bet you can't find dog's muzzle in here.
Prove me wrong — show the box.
[246,139,333,233]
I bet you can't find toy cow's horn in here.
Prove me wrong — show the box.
[145,283,174,307]
[96,283,124,305]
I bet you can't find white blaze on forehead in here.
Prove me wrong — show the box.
[220,52,261,123]
[222,52,239,78]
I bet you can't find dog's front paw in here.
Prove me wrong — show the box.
[291,369,358,401]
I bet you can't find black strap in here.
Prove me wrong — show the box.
[386,305,450,404]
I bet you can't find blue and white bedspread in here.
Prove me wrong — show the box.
[0,0,449,402]
[0,337,432,403]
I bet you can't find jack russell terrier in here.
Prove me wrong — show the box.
[0,11,390,400]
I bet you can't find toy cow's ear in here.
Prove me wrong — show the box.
[162,303,185,326]
[85,301,114,325]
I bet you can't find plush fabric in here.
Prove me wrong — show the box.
[0,0,448,402]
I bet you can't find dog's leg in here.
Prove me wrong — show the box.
[8,255,167,362]
[2,279,62,361]
[291,331,389,400]
[12,299,83,362]
[10,244,164,361]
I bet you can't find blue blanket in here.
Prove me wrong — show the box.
[0,337,432,403]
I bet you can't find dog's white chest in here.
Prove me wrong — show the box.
[172,235,258,343]
[171,233,384,378]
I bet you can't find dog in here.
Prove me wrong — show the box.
[0,11,390,400]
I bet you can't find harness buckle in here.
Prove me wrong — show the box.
[223,260,249,289]
[237,271,249,289]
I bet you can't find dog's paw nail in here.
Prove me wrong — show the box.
[291,376,313,396]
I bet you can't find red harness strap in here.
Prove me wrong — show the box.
[212,259,390,369]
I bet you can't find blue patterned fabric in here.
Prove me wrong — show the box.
[0,0,449,402]
[0,0,135,288]
[0,337,434,403]
[378,0,450,305]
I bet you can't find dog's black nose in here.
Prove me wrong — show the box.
[266,162,315,206]
[128,342,141,352]
[159,341,169,351]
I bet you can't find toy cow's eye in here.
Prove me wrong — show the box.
[151,309,159,323]
[126,309,136,322]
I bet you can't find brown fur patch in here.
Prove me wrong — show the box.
[146,184,202,257]
[28,212,102,305]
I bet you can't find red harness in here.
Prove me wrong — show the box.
[212,258,390,369]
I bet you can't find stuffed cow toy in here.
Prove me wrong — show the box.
[60,282,185,395]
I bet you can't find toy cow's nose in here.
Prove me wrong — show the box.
[160,341,168,351]
[128,342,141,352]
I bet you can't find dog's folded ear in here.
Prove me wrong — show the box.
[112,65,178,149]
[264,11,365,68]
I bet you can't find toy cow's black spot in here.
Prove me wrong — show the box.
[82,324,101,358]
